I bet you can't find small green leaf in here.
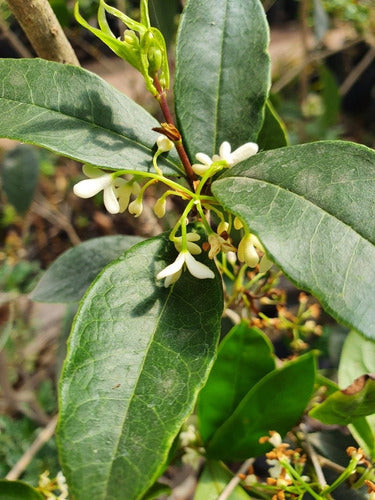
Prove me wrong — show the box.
[31,235,143,303]
[309,375,375,425]
[198,323,275,443]
[338,330,375,457]
[338,331,375,387]
[1,144,39,213]
[212,141,375,340]
[194,460,250,500]
[206,353,316,460]
[0,59,182,175]
[174,0,270,159]
[0,480,43,500]
[257,101,288,151]
[58,233,223,500]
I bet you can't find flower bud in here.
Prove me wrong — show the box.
[153,197,166,218]
[156,135,174,152]
[128,197,143,217]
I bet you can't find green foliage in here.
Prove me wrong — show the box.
[0,59,181,175]
[0,480,43,500]
[212,141,375,341]
[58,233,223,500]
[0,260,41,294]
[31,235,143,303]
[206,353,316,460]
[198,323,275,442]
[0,0,374,497]
[174,0,270,159]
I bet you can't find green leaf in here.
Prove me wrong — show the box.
[338,331,375,387]
[338,330,375,457]
[257,101,288,151]
[194,460,250,500]
[212,141,375,340]
[31,235,143,303]
[315,374,375,458]
[309,375,375,425]
[0,59,182,176]
[0,480,43,500]
[57,233,223,500]
[174,0,270,159]
[206,352,316,460]
[1,144,39,213]
[198,323,275,443]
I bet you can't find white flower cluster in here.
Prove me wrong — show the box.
[192,141,258,176]
[73,165,141,215]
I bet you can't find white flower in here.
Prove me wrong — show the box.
[73,165,136,214]
[157,250,215,287]
[192,141,258,177]
[192,152,213,176]
[213,141,259,166]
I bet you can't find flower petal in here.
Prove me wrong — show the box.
[219,141,231,161]
[195,152,212,166]
[184,252,215,279]
[164,268,182,287]
[103,185,120,214]
[73,175,112,198]
[192,163,211,176]
[156,252,186,280]
[229,142,258,165]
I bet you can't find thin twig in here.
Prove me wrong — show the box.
[300,423,327,488]
[339,45,375,96]
[6,414,58,480]
[217,458,254,500]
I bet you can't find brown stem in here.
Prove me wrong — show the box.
[153,77,196,188]
[5,0,79,66]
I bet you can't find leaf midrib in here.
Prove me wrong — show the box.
[104,280,174,499]
[0,95,183,172]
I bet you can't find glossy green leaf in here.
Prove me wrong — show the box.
[206,353,316,460]
[194,460,250,500]
[314,374,375,458]
[58,233,223,500]
[174,0,270,159]
[337,330,375,457]
[1,144,39,213]
[338,331,375,387]
[0,480,43,500]
[198,323,275,443]
[309,375,375,425]
[31,235,143,303]
[257,101,288,151]
[212,141,375,340]
[0,59,182,176]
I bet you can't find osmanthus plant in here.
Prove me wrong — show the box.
[0,0,375,498]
